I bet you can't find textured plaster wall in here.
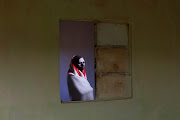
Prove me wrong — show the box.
[0,0,180,120]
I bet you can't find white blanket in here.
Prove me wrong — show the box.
[67,62,94,101]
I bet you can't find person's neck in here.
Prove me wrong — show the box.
[79,68,83,72]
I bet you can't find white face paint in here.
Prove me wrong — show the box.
[78,58,85,69]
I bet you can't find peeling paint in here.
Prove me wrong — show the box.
[96,47,130,73]
[96,74,131,99]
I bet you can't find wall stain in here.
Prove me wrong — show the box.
[1,0,21,15]
[91,0,108,8]
[113,64,119,71]
[144,0,158,8]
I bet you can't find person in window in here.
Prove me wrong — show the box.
[67,55,94,101]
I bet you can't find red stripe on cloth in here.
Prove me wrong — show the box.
[82,69,86,77]
[73,64,81,76]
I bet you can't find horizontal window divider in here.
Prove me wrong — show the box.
[95,45,128,48]
[96,72,131,76]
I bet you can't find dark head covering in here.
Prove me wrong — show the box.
[72,55,82,68]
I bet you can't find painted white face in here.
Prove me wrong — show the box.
[78,58,85,69]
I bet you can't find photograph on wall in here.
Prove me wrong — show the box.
[59,20,132,103]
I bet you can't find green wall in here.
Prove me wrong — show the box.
[0,0,180,120]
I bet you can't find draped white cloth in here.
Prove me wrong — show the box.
[67,60,94,101]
